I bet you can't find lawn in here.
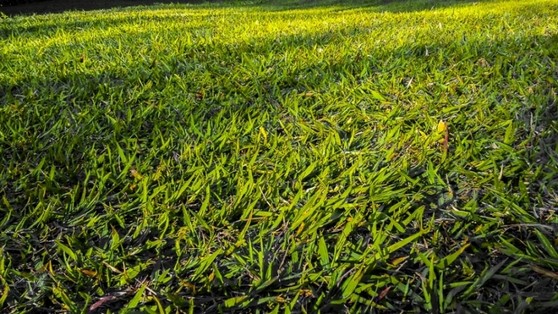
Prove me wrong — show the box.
[1,0,558,312]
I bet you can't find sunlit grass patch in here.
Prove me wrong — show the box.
[1,0,558,312]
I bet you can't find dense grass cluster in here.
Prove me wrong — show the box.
[1,0,558,312]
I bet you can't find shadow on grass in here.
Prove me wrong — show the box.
[0,0,502,16]
[0,0,211,16]
[0,9,212,40]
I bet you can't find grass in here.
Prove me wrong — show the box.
[1,0,558,312]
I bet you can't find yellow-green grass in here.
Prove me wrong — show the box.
[1,0,557,312]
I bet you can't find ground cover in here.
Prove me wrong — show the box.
[1,0,557,312]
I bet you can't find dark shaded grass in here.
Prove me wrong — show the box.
[1,0,505,16]
[0,0,209,16]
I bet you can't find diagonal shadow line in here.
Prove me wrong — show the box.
[255,0,500,13]
[0,0,512,17]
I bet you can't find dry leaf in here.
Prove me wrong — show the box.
[437,120,449,153]
[532,265,558,280]
[476,58,491,67]
[89,295,118,312]
[195,90,204,100]
[80,269,98,278]
[130,168,142,180]
[378,286,392,301]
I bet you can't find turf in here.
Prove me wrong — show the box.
[1,0,558,312]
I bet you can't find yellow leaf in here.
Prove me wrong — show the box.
[0,283,8,306]
[47,260,54,274]
[390,256,408,266]
[437,120,448,133]
[474,225,483,233]
[259,126,268,143]
[296,222,305,236]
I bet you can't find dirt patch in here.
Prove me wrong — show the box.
[0,0,209,16]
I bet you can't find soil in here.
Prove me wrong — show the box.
[0,0,208,16]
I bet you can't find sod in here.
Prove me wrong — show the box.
[1,0,557,312]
